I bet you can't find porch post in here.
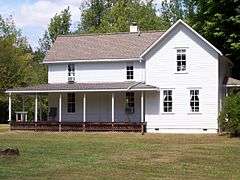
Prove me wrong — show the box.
[34,93,38,122]
[83,93,86,131]
[59,93,62,132]
[8,93,11,122]
[141,91,145,135]
[112,93,115,122]
[141,91,144,123]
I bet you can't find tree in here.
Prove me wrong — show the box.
[191,0,240,77]
[161,0,184,26]
[0,15,38,123]
[48,7,71,43]
[78,0,110,33]
[78,0,168,33]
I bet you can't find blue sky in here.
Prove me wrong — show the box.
[0,0,83,49]
[0,0,161,49]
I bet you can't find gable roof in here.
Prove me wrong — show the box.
[141,19,222,58]
[43,20,223,64]
[43,31,164,63]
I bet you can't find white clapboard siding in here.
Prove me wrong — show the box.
[48,61,144,83]
[145,23,220,133]
[48,92,141,122]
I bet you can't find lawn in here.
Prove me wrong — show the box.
[0,125,240,180]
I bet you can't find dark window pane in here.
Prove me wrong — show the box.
[177,55,181,60]
[182,54,186,60]
[164,107,168,112]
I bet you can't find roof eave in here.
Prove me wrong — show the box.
[42,58,143,64]
[6,88,159,94]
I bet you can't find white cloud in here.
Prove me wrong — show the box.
[15,0,84,29]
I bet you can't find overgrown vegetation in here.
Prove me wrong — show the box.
[220,91,240,136]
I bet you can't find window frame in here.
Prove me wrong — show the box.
[125,92,135,114]
[190,89,200,112]
[67,93,75,113]
[163,90,173,113]
[68,64,75,77]
[126,65,134,80]
[176,49,186,72]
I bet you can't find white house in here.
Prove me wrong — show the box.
[6,20,234,133]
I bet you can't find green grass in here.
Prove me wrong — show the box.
[0,124,9,132]
[0,126,240,179]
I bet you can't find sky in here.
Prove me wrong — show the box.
[0,0,84,49]
[0,0,161,49]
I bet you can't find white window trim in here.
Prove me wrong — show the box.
[125,92,135,114]
[162,89,173,113]
[189,89,200,113]
[175,48,188,73]
[126,63,134,80]
[67,64,75,77]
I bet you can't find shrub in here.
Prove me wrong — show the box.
[219,93,240,136]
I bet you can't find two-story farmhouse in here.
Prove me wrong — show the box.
[7,20,234,133]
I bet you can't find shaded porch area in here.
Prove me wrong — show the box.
[6,82,158,133]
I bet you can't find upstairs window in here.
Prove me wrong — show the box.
[68,64,75,76]
[67,93,75,113]
[176,49,186,72]
[68,64,75,82]
[190,90,199,112]
[163,90,172,112]
[125,92,134,114]
[126,65,134,80]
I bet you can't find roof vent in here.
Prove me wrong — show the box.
[130,22,139,33]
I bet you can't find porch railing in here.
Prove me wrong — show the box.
[10,122,146,134]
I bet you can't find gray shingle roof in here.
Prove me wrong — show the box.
[44,31,165,62]
[6,82,158,93]
[226,77,240,86]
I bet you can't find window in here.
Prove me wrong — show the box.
[67,93,75,113]
[125,92,134,114]
[176,49,186,72]
[68,64,75,77]
[126,65,134,80]
[190,90,199,112]
[163,90,172,112]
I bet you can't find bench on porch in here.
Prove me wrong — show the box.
[10,122,147,134]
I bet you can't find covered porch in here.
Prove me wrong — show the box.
[6,82,158,133]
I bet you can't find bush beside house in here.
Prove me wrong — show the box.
[220,92,240,136]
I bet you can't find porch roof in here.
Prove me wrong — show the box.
[6,82,159,93]
[226,77,240,87]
